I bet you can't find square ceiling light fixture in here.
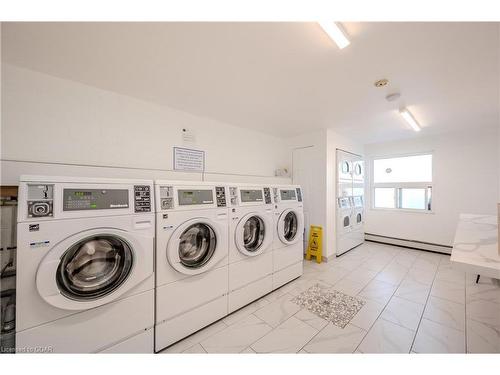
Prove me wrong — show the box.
[399,108,421,132]
[318,22,350,49]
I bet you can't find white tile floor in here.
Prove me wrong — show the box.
[161,242,500,354]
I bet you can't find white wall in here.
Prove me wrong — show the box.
[1,64,291,185]
[364,127,499,247]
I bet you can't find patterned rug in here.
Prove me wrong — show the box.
[291,284,365,328]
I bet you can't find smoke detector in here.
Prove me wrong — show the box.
[385,93,401,102]
[374,79,389,87]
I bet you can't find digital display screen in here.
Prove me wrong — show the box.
[74,191,92,197]
[240,189,263,203]
[178,189,214,206]
[280,189,296,201]
[63,189,129,211]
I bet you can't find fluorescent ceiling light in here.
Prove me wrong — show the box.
[399,108,421,132]
[318,22,350,49]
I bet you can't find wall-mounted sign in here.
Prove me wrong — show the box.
[173,147,205,172]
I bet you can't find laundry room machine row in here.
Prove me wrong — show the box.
[15,176,304,353]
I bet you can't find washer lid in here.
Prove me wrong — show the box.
[167,218,222,275]
[235,212,272,256]
[277,208,304,246]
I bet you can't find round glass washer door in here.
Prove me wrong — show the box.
[36,227,152,311]
[178,223,216,269]
[277,208,303,245]
[56,235,133,301]
[167,219,222,275]
[235,213,271,256]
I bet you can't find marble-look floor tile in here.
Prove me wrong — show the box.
[160,320,228,353]
[254,293,301,328]
[358,280,398,305]
[466,277,500,304]
[357,319,415,353]
[381,296,425,331]
[317,266,351,285]
[466,318,500,353]
[263,286,288,302]
[435,265,465,284]
[334,258,365,271]
[343,266,379,285]
[182,344,207,353]
[391,254,418,269]
[423,296,465,331]
[375,264,408,286]
[430,279,466,304]
[332,278,367,296]
[251,316,318,353]
[406,267,436,286]
[412,258,439,272]
[294,308,329,331]
[200,314,272,353]
[223,298,270,326]
[418,252,443,264]
[303,323,367,353]
[466,299,500,329]
[412,318,465,353]
[394,278,431,305]
[349,299,385,331]
[240,347,256,354]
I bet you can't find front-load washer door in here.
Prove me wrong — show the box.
[36,228,152,310]
[235,212,272,256]
[167,218,223,275]
[277,208,304,246]
[56,235,132,301]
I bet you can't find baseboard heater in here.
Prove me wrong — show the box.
[365,233,452,255]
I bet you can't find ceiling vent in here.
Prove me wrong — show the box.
[374,79,389,87]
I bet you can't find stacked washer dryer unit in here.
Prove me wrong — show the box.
[16,176,155,353]
[336,150,365,256]
[154,180,229,351]
[271,185,305,289]
[227,184,274,313]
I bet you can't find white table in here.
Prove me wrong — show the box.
[451,214,500,280]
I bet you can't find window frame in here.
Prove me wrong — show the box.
[370,152,434,214]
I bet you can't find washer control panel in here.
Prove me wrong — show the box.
[228,187,238,206]
[215,186,227,207]
[63,189,129,211]
[134,185,151,213]
[27,184,54,218]
[263,187,272,204]
[296,187,303,202]
[159,186,174,210]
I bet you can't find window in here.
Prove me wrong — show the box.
[372,154,432,212]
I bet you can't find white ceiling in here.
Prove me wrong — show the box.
[2,22,499,143]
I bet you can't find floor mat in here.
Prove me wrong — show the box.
[291,284,365,328]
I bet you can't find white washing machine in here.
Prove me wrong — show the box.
[271,185,304,290]
[16,175,155,353]
[154,180,229,351]
[337,197,357,256]
[227,184,274,313]
[349,196,365,247]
